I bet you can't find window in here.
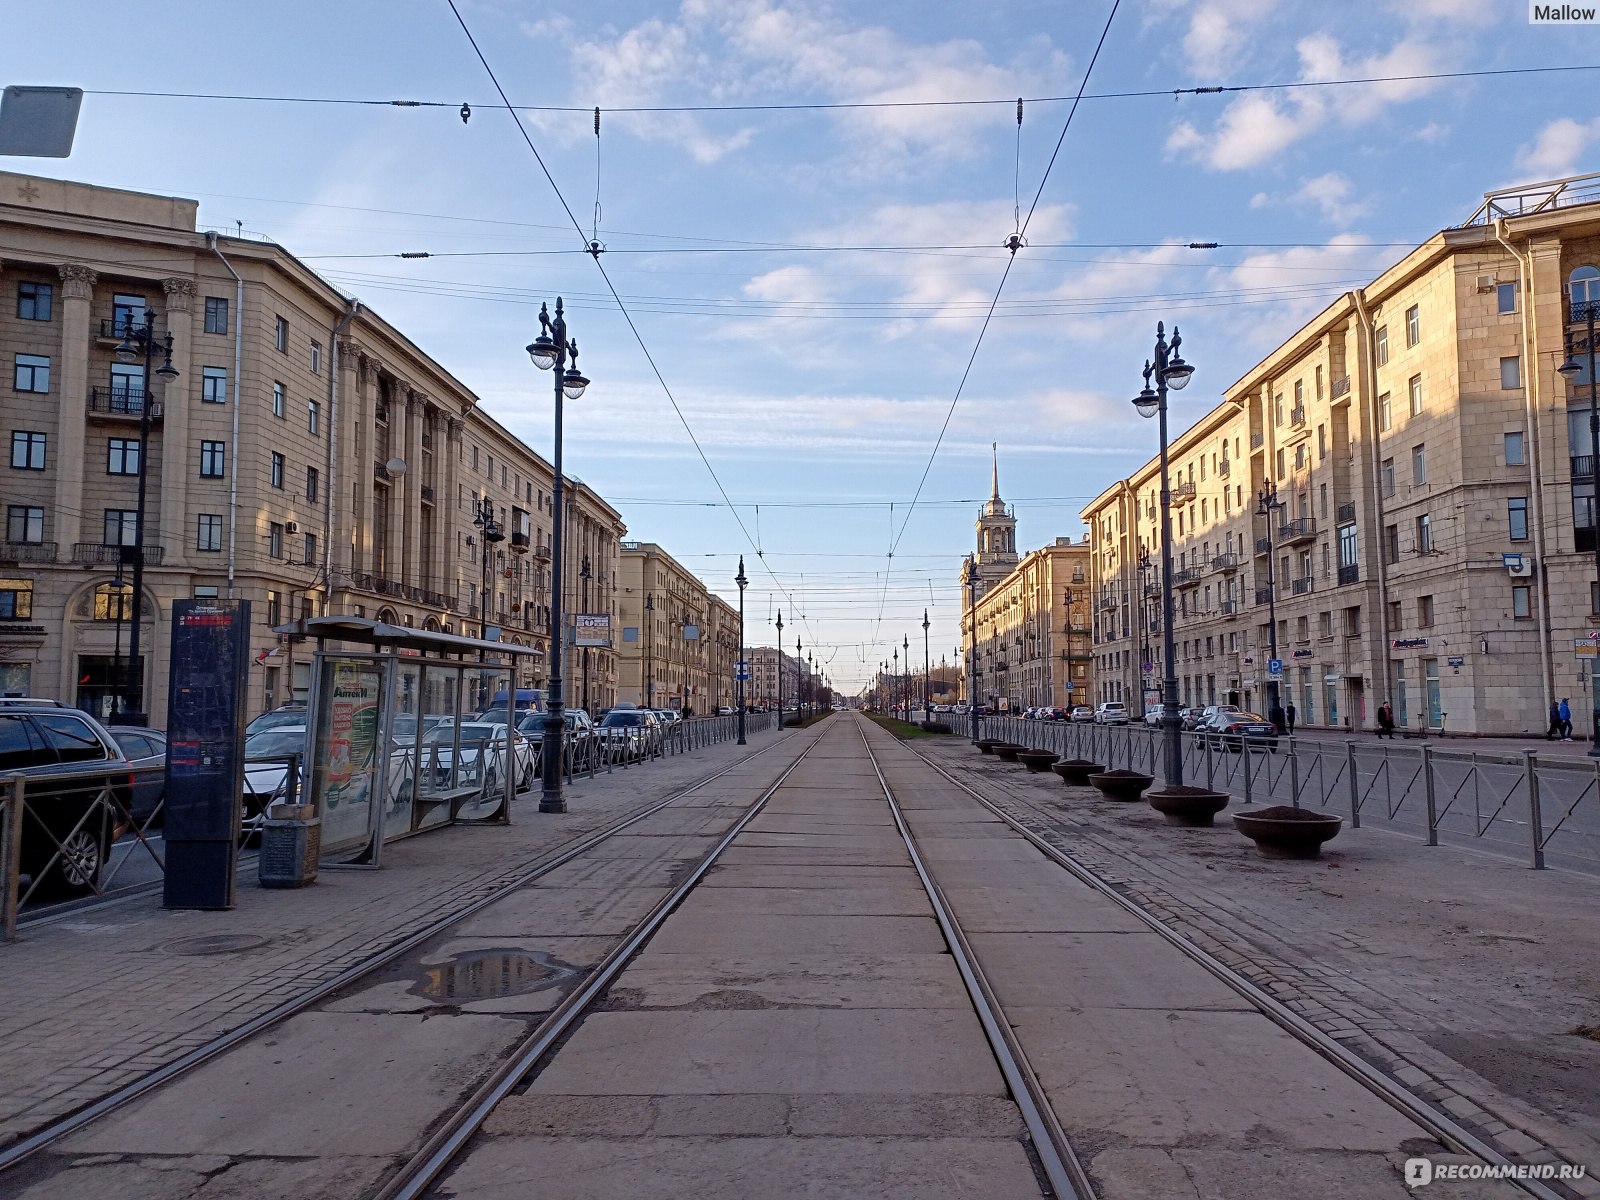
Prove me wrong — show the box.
[309,340,322,374]
[268,522,284,558]
[1500,356,1522,390]
[196,514,223,552]
[1408,374,1423,417]
[1315,365,1324,399]
[1381,457,1395,498]
[203,296,229,334]
[306,466,319,502]
[1294,443,1308,470]
[1417,595,1434,628]
[273,381,286,418]
[1318,424,1326,461]
[472,446,479,471]
[1416,513,1432,554]
[1405,304,1420,347]
[1275,395,1284,425]
[1345,606,1362,637]
[107,438,140,476]
[1570,265,1600,308]
[0,579,32,620]
[1505,431,1525,466]
[104,509,139,546]
[304,532,318,565]
[1512,584,1532,619]
[7,506,43,543]
[1497,281,1518,314]
[112,293,146,335]
[270,452,284,488]
[200,440,226,478]
[17,281,52,321]
[11,431,45,470]
[1508,496,1529,541]
[1379,392,1392,431]
[1389,599,1403,629]
[1412,445,1426,485]
[275,315,289,352]
[1276,448,1285,478]
[1376,325,1389,366]
[14,354,50,394]
[1339,523,1357,567]
[308,400,321,435]
[201,366,228,404]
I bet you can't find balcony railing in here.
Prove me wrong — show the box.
[373,459,390,482]
[88,387,162,420]
[1278,517,1317,544]
[1255,536,1272,556]
[1255,588,1273,607]
[1574,455,1595,480]
[1290,404,1306,428]
[1251,431,1264,449]
[1291,576,1315,595]
[1173,566,1204,587]
[1331,375,1351,400]
[1211,552,1240,572]
[1218,458,1231,477]
[419,484,435,503]
[0,541,57,563]
[1337,501,1356,523]
[1099,591,1119,610]
[73,543,164,566]
[1219,598,1239,616]
[1337,564,1360,586]
[1170,481,1197,506]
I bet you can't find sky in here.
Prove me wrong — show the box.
[3,0,1594,693]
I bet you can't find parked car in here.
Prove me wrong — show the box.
[517,708,600,772]
[243,726,422,836]
[246,702,309,738]
[1069,705,1094,724]
[1,705,133,896]
[1143,706,1165,727]
[421,722,536,792]
[106,726,167,826]
[1093,702,1129,725]
[597,708,655,760]
[1204,709,1278,752]
[717,705,735,716]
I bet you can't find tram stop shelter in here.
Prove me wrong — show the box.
[275,615,544,869]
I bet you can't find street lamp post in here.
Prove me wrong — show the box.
[775,609,784,724]
[1559,307,1600,754]
[735,556,748,745]
[922,609,931,722]
[112,314,178,725]
[1131,321,1196,788]
[966,561,980,742]
[580,556,592,716]
[1255,481,1284,725]
[796,636,803,721]
[526,298,591,815]
[644,593,655,708]
[472,495,504,709]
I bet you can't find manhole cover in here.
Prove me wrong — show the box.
[165,933,270,956]
[411,949,578,1001]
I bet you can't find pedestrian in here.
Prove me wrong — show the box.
[1268,699,1286,736]
[1560,697,1573,741]
[1285,701,1297,735]
[1377,701,1395,738]
[1549,701,1563,741]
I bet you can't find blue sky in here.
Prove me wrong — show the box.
[3,0,1593,692]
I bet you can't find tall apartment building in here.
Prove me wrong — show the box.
[1082,173,1600,736]
[746,645,807,709]
[0,172,625,723]
[616,541,741,713]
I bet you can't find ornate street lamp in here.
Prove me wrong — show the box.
[1255,480,1285,725]
[1560,309,1600,755]
[1132,321,1196,788]
[922,608,931,722]
[527,298,591,814]
[112,313,178,726]
[735,556,748,744]
[775,609,784,724]
[966,560,980,741]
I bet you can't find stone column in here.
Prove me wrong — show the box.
[351,357,377,574]
[442,417,461,610]
[403,391,423,592]
[55,264,96,548]
[386,385,408,587]
[333,338,362,587]
[157,277,195,564]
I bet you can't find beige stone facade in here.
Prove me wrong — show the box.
[616,542,743,714]
[0,171,625,723]
[1080,174,1600,736]
[961,535,1093,712]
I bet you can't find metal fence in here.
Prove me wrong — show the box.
[978,718,1600,874]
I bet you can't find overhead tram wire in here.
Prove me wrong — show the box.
[872,0,1122,638]
[442,0,821,652]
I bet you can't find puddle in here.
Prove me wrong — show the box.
[410,948,580,1001]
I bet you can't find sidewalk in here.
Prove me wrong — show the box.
[0,735,780,1153]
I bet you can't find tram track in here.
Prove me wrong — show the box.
[899,736,1570,1200]
[0,728,803,1180]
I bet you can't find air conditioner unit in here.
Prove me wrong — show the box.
[1476,274,1497,293]
[1504,553,1535,578]
[284,521,298,534]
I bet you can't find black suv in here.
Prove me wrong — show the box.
[0,705,133,896]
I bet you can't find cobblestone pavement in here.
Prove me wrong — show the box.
[0,734,784,1153]
[923,738,1600,1199]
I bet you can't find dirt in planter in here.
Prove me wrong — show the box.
[1147,785,1228,798]
[1239,804,1338,821]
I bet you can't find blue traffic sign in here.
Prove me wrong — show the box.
[1268,658,1283,676]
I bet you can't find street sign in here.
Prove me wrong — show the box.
[1268,657,1283,677]
[1576,639,1597,658]
[1065,681,1075,691]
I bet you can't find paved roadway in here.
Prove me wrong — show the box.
[3,713,1536,1199]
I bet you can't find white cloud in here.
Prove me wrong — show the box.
[1291,172,1371,226]
[1516,118,1600,181]
[1388,0,1498,24]
[1176,0,1279,77]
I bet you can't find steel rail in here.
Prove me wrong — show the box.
[371,732,822,1200]
[909,743,1567,1200]
[0,732,796,1176]
[857,723,1091,1200]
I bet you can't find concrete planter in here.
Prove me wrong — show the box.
[994,743,1027,762]
[1018,749,1059,773]
[1050,758,1103,786]
[975,739,1006,755]
[1087,769,1155,802]
[1233,805,1343,859]
[1146,786,1230,827]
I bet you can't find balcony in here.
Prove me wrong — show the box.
[1278,517,1317,545]
[419,484,435,503]
[1251,431,1264,449]
[1331,375,1351,401]
[1255,536,1272,557]
[1337,564,1360,586]
[1170,481,1197,507]
[1099,590,1119,611]
[1291,577,1315,596]
[1211,552,1240,573]
[0,541,57,564]
[1172,566,1204,588]
[1337,501,1356,524]
[1290,404,1306,428]
[1255,587,1273,607]
[73,543,164,566]
[88,387,162,422]
[1219,598,1239,616]
[1218,458,1231,477]
[1574,455,1595,481]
